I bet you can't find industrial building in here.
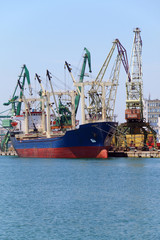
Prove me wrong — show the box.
[143,98,160,141]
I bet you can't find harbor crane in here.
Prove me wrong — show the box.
[125,27,143,122]
[115,28,157,150]
[66,40,130,123]
[85,39,130,122]
[3,64,32,116]
[1,65,32,151]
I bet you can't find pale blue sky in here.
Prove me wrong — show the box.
[0,0,160,122]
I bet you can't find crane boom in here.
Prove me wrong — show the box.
[95,39,130,91]
[3,65,32,116]
[65,47,91,115]
[46,70,61,122]
[88,39,130,120]
[115,39,131,82]
[94,41,117,91]
[35,73,57,118]
[105,54,122,120]
[75,47,91,114]
[23,65,32,95]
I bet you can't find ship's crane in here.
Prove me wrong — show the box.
[36,71,72,128]
[74,48,91,115]
[43,47,91,128]
[65,47,92,115]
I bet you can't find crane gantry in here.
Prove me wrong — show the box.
[115,28,157,150]
[125,27,143,122]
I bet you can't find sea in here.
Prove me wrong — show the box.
[0,156,160,240]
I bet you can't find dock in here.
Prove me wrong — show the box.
[109,150,160,158]
[0,150,17,156]
[0,150,160,158]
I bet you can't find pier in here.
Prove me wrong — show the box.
[0,150,160,158]
[0,150,17,156]
[109,150,160,158]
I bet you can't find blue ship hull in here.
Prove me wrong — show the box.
[10,121,117,158]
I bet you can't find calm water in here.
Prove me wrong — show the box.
[0,156,160,239]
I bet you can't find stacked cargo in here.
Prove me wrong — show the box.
[121,134,144,148]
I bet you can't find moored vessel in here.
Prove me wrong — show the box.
[10,121,117,158]
[9,45,125,158]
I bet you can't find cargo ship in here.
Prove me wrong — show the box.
[9,73,117,158]
[10,121,117,158]
[9,47,119,158]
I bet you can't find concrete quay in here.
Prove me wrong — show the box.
[0,150,160,158]
[109,150,160,158]
[0,150,17,156]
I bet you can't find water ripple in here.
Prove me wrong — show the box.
[0,156,160,239]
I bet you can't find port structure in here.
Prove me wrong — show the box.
[3,65,32,116]
[1,49,92,145]
[67,39,130,124]
[125,27,143,122]
[114,28,157,150]
[0,65,32,151]
[86,39,130,123]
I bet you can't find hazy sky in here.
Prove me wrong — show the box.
[0,0,160,122]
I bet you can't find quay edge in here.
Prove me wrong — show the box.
[109,150,160,158]
[1,150,160,158]
[0,150,17,156]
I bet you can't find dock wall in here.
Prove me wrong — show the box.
[109,151,160,158]
[1,150,160,158]
[0,150,17,156]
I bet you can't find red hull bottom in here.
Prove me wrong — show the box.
[16,146,109,159]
